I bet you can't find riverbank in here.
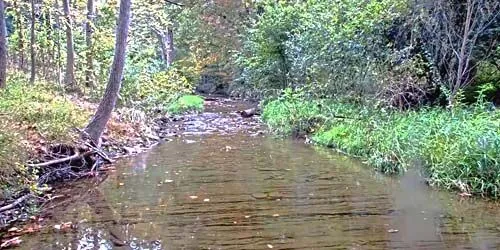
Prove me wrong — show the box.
[0,77,207,232]
[262,96,500,198]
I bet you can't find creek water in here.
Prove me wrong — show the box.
[17,99,500,249]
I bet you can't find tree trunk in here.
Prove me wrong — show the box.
[13,0,25,71]
[153,26,175,68]
[0,0,7,89]
[84,0,131,145]
[62,0,77,90]
[85,0,95,87]
[450,0,473,106]
[55,0,62,85]
[165,27,174,67]
[30,0,36,84]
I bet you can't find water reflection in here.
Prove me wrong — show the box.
[19,135,500,249]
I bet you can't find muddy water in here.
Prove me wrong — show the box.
[19,101,500,249]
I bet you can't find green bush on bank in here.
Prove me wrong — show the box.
[167,95,204,114]
[263,95,500,197]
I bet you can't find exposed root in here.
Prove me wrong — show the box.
[27,152,91,168]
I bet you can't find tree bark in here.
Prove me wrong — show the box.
[84,0,131,145]
[85,0,95,87]
[30,0,36,84]
[62,0,77,90]
[0,0,7,89]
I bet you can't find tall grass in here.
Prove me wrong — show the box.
[263,97,500,197]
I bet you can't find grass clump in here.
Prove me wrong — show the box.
[262,93,500,197]
[167,95,204,114]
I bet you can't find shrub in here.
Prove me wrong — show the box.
[166,95,204,114]
[120,68,195,112]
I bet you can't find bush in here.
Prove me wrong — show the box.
[120,68,195,113]
[166,95,204,114]
[0,75,91,197]
[0,76,90,140]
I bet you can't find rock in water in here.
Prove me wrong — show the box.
[240,108,257,118]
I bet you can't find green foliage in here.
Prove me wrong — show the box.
[0,74,90,197]
[0,74,89,140]
[236,0,407,99]
[263,93,500,197]
[166,95,204,114]
[120,68,194,113]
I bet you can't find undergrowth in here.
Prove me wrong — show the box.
[0,74,90,198]
[263,92,500,197]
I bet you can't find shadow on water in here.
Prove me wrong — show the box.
[19,134,500,249]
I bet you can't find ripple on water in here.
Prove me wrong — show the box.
[16,107,500,249]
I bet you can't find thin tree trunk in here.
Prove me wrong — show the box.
[165,27,174,67]
[62,0,77,90]
[30,0,36,84]
[0,0,7,88]
[153,26,175,68]
[450,0,473,106]
[55,0,62,85]
[85,0,95,87]
[13,0,25,71]
[84,0,131,145]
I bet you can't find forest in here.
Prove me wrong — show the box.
[0,0,499,244]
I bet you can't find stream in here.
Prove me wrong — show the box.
[17,99,500,249]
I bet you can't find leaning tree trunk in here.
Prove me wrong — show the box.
[0,0,7,89]
[85,0,95,87]
[84,0,131,145]
[62,0,77,90]
[30,0,36,84]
